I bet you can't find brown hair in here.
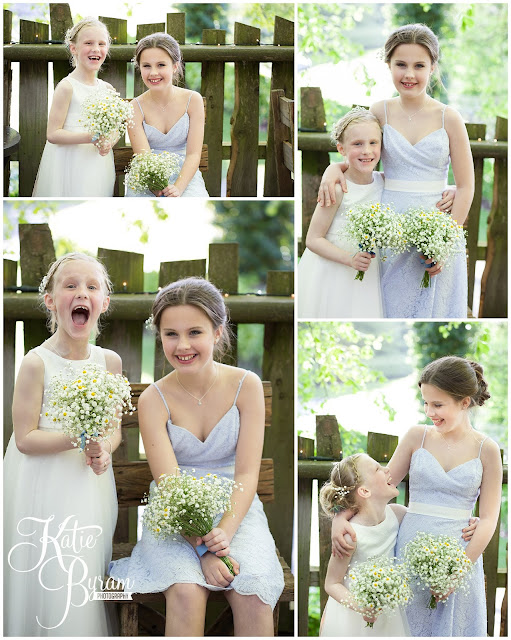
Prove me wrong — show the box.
[418,356,490,407]
[384,23,441,88]
[64,17,111,69]
[134,33,184,83]
[319,454,364,518]
[331,107,382,145]
[152,277,231,359]
[39,253,112,335]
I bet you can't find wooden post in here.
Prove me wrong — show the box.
[99,17,128,101]
[316,415,342,615]
[19,19,50,196]
[479,116,507,317]
[264,16,294,197]
[226,22,260,197]
[465,123,486,312]
[19,224,55,354]
[49,3,73,86]
[154,259,207,380]
[366,431,398,464]
[4,259,17,452]
[4,9,13,195]
[208,243,238,365]
[167,13,186,88]
[271,89,294,196]
[297,436,314,636]
[134,23,165,98]
[300,87,330,254]
[201,29,226,197]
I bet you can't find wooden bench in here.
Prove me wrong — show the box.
[270,89,294,196]
[107,382,293,636]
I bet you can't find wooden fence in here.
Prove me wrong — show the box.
[3,223,294,633]
[297,416,508,637]
[298,87,508,318]
[3,5,294,197]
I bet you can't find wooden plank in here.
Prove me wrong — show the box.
[167,13,185,88]
[4,9,13,195]
[271,90,294,196]
[465,123,486,311]
[262,270,294,570]
[208,243,238,365]
[154,259,207,380]
[367,431,398,463]
[49,3,73,86]
[264,15,294,197]
[479,116,508,317]
[134,23,165,97]
[298,436,314,636]
[3,259,17,452]
[226,22,260,197]
[201,29,226,197]
[19,224,55,354]
[19,19,49,196]
[300,87,330,253]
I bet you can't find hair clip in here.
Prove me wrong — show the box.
[145,315,156,333]
[335,486,351,499]
[39,274,50,295]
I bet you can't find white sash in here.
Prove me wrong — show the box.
[408,501,472,520]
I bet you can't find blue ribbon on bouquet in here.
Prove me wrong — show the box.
[358,243,376,256]
[420,258,437,268]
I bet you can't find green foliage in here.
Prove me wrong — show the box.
[307,587,321,636]
[174,4,229,41]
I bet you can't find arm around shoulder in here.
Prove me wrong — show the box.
[444,106,474,225]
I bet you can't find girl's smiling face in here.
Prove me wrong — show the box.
[139,47,178,91]
[337,122,382,174]
[357,454,399,500]
[159,304,222,372]
[389,43,434,97]
[70,26,109,71]
[421,383,470,432]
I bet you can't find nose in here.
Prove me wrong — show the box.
[425,405,435,417]
[177,334,190,350]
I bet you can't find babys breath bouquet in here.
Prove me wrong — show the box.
[125,151,182,194]
[80,88,134,145]
[43,363,135,451]
[341,203,407,281]
[143,470,242,575]
[403,532,473,609]
[403,208,466,288]
[348,556,413,628]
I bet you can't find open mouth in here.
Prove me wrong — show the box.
[402,82,417,88]
[358,158,374,164]
[176,354,197,363]
[88,56,101,61]
[432,419,444,427]
[149,78,162,84]
[72,306,90,326]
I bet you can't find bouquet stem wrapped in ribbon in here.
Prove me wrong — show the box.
[403,532,473,609]
[80,88,134,148]
[143,470,242,575]
[125,151,182,195]
[43,363,135,450]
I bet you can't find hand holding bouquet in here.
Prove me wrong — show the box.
[80,88,134,150]
[341,203,407,281]
[348,556,413,627]
[403,208,466,288]
[143,470,241,575]
[404,532,473,609]
[125,151,182,195]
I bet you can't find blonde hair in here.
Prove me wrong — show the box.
[65,17,111,68]
[319,454,364,517]
[134,33,184,83]
[419,356,490,408]
[39,253,112,335]
[384,23,442,88]
[331,107,382,145]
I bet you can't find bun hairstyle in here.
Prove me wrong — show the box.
[39,252,112,335]
[331,107,382,145]
[134,33,184,83]
[418,356,490,408]
[64,17,111,68]
[151,277,232,359]
[319,454,364,518]
[384,23,442,88]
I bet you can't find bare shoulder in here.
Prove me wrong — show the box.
[223,366,262,404]
[479,435,502,466]
[19,350,45,377]
[102,348,122,374]
[187,89,205,112]
[402,424,427,447]
[370,100,386,123]
[443,104,466,132]
[139,381,163,408]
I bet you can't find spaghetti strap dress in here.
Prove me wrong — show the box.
[125,91,209,197]
[32,76,115,197]
[380,101,468,318]
[3,345,118,636]
[395,427,488,636]
[108,371,284,609]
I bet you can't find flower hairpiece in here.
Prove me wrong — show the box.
[335,485,352,499]
[39,274,50,295]
[145,314,156,333]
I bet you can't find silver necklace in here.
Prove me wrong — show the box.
[45,339,91,361]
[176,364,218,406]
[150,88,176,112]
[437,426,473,450]
[399,98,429,121]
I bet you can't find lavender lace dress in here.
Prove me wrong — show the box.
[108,373,284,609]
[380,102,467,318]
[395,427,488,636]
[126,91,208,197]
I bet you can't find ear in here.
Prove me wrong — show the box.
[461,396,471,410]
[336,141,345,156]
[44,292,56,312]
[101,295,110,314]
[214,325,223,345]
[430,63,436,75]
[357,485,371,500]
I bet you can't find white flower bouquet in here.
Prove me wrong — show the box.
[125,151,182,194]
[403,532,473,609]
[43,363,135,450]
[348,556,413,627]
[143,470,241,575]
[403,208,466,288]
[80,88,134,145]
[341,202,407,281]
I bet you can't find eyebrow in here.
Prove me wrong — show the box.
[394,59,428,64]
[161,325,205,331]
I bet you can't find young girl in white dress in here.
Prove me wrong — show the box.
[109,278,283,636]
[126,33,209,197]
[32,18,117,197]
[4,253,121,636]
[298,108,384,318]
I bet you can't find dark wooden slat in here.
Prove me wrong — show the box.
[208,243,238,365]
[49,4,73,86]
[167,13,185,88]
[271,90,294,196]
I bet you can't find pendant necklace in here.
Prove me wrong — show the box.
[176,364,218,406]
[399,97,429,121]
[437,426,473,450]
[150,88,176,112]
